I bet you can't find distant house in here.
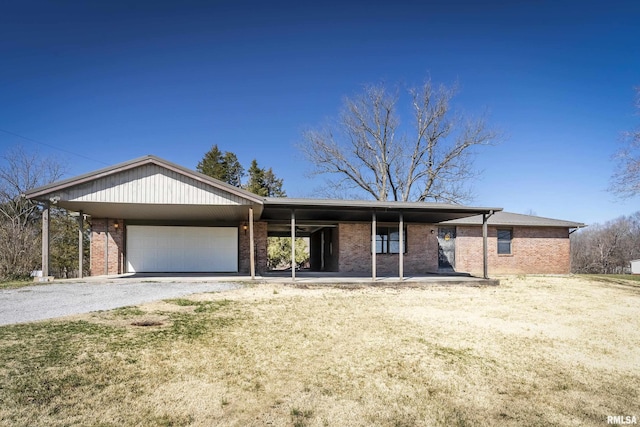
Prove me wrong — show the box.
[631,260,640,275]
[26,155,585,279]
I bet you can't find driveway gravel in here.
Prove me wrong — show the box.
[0,280,240,326]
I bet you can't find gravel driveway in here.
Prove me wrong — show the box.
[0,280,240,326]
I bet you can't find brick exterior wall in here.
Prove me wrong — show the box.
[338,223,371,274]
[338,223,439,276]
[455,226,571,276]
[89,219,570,277]
[238,221,268,274]
[90,218,125,275]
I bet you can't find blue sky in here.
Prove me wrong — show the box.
[1,0,638,225]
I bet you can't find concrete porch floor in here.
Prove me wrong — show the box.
[63,271,499,286]
[262,270,499,286]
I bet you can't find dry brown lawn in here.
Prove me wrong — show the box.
[0,275,638,426]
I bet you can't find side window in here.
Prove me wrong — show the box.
[497,229,512,255]
[376,226,407,254]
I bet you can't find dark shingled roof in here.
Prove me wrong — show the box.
[439,211,585,228]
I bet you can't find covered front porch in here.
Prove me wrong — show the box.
[262,198,501,280]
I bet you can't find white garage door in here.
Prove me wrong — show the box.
[126,226,238,273]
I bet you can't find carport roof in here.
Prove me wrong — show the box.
[25,155,503,224]
[262,197,502,223]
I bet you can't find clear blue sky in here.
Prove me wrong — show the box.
[1,0,638,225]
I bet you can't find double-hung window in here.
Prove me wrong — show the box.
[497,229,512,255]
[376,226,406,254]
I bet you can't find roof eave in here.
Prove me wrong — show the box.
[264,197,502,213]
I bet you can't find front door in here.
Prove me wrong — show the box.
[437,227,456,271]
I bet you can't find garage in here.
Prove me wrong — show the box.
[126,225,238,273]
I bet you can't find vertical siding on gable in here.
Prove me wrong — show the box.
[60,164,252,205]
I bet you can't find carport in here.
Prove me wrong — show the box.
[25,156,264,279]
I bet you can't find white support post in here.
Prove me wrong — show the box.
[105,218,109,276]
[78,210,83,279]
[42,201,50,277]
[399,212,404,280]
[249,207,255,280]
[371,211,377,281]
[291,210,296,281]
[482,213,489,279]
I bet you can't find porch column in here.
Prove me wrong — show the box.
[291,210,296,281]
[42,201,50,277]
[399,212,404,280]
[371,211,376,280]
[482,213,489,279]
[78,211,83,279]
[249,207,255,280]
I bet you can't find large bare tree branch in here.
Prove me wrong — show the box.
[610,87,640,198]
[300,79,500,202]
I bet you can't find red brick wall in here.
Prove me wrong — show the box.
[455,226,571,275]
[338,223,439,276]
[338,223,371,274]
[90,218,125,275]
[239,221,267,274]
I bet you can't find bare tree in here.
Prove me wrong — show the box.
[301,79,500,203]
[571,212,640,274]
[0,146,65,279]
[611,87,640,198]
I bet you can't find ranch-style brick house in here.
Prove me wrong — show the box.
[26,155,585,279]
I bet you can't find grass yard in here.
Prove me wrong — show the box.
[0,276,638,426]
[0,279,38,290]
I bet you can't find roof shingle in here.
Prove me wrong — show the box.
[439,211,585,228]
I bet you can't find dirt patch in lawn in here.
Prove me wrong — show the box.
[0,276,638,426]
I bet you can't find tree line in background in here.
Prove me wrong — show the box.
[196,144,309,269]
[571,211,640,274]
[0,147,89,281]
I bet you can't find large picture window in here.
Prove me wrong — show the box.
[497,229,512,255]
[376,226,407,254]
